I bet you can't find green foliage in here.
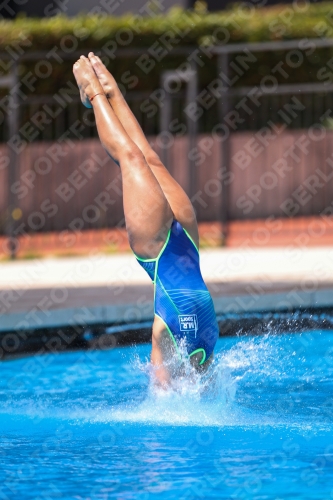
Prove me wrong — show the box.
[1,3,333,97]
[0,2,333,52]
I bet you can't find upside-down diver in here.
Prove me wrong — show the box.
[73,53,219,386]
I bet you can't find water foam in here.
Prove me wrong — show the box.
[92,336,280,427]
[4,332,331,430]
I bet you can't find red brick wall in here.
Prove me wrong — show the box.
[1,130,332,233]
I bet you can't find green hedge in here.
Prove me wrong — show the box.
[1,2,333,50]
[1,3,333,95]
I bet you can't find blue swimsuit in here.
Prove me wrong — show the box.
[136,220,219,364]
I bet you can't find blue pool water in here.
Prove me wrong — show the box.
[1,330,333,499]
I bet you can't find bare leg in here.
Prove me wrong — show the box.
[73,56,173,259]
[87,52,199,248]
[73,56,176,386]
[151,316,176,387]
[84,54,202,383]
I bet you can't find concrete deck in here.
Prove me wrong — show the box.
[0,246,332,332]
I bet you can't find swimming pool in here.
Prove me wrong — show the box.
[1,330,333,499]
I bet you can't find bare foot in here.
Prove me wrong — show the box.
[88,52,118,98]
[73,55,104,108]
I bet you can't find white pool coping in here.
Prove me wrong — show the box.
[0,246,332,290]
[0,246,332,332]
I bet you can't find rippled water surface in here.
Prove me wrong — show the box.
[1,330,333,499]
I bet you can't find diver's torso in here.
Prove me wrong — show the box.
[136,220,219,361]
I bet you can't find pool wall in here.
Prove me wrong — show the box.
[1,262,332,360]
[1,306,333,360]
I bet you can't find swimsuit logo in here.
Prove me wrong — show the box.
[178,314,198,338]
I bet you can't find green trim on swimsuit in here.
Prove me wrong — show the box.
[135,255,156,263]
[182,228,199,254]
[134,227,172,299]
[134,227,172,263]
[135,223,212,365]
[189,348,206,365]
